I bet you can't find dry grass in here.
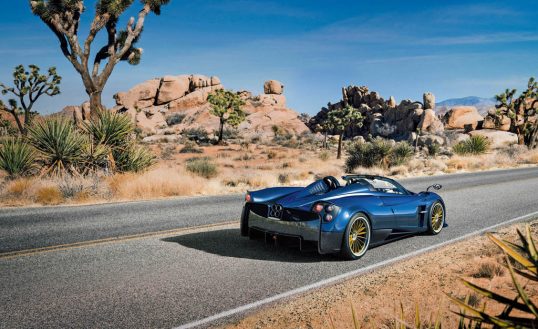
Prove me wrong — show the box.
[35,186,63,205]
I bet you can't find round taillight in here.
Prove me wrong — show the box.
[325,205,335,212]
[245,194,251,202]
[324,214,333,222]
[314,204,324,213]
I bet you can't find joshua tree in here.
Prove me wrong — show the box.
[0,64,61,135]
[494,77,538,147]
[207,89,246,144]
[326,105,363,159]
[29,0,171,113]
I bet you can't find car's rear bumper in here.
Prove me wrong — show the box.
[247,210,343,254]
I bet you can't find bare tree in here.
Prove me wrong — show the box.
[29,0,171,113]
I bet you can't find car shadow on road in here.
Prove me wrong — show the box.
[162,228,340,263]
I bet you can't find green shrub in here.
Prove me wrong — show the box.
[453,135,489,155]
[319,150,330,161]
[179,141,203,154]
[185,157,217,178]
[346,138,392,171]
[0,138,36,177]
[165,113,186,126]
[427,143,440,157]
[390,142,414,166]
[114,143,155,173]
[27,117,85,175]
[182,127,209,143]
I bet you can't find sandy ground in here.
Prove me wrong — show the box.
[223,220,538,329]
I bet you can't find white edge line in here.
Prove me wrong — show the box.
[173,211,538,329]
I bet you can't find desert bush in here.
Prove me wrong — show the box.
[266,150,277,159]
[182,127,209,143]
[79,140,111,174]
[185,157,217,178]
[319,150,330,161]
[0,138,36,177]
[165,113,186,126]
[113,143,155,173]
[450,224,538,328]
[346,138,404,172]
[427,143,440,157]
[277,173,289,184]
[390,142,414,166]
[160,145,176,160]
[179,141,203,154]
[453,135,489,155]
[57,175,100,199]
[471,262,504,279]
[35,185,63,205]
[27,117,85,175]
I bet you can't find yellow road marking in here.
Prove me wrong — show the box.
[0,220,238,260]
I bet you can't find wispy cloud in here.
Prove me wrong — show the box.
[206,0,317,18]
[418,32,538,46]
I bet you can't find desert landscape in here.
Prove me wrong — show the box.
[1,1,537,329]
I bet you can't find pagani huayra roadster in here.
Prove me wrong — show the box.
[241,175,446,260]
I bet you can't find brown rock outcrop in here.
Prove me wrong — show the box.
[469,129,518,148]
[263,80,284,95]
[112,75,307,138]
[443,106,483,130]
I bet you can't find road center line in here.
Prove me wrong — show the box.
[0,221,237,259]
[173,211,538,329]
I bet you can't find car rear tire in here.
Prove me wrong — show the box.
[340,213,371,260]
[240,204,250,237]
[427,201,445,235]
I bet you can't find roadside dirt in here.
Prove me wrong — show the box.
[223,220,538,329]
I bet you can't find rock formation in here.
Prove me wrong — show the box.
[109,75,307,138]
[308,86,444,141]
[443,106,484,130]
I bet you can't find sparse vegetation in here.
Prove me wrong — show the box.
[471,263,504,279]
[180,141,203,154]
[165,113,186,126]
[185,157,217,178]
[114,143,155,173]
[450,224,538,328]
[453,135,490,155]
[345,138,412,172]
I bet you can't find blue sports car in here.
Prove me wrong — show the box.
[241,175,446,260]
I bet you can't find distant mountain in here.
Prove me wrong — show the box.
[436,96,496,116]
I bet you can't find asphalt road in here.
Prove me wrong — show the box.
[1,167,538,329]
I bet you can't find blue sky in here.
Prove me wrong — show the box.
[1,0,537,114]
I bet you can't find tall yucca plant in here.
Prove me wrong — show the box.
[27,117,85,175]
[449,224,538,328]
[82,110,134,148]
[0,137,36,177]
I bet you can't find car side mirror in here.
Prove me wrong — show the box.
[426,184,442,192]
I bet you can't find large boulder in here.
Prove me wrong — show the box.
[444,106,483,130]
[418,134,445,147]
[114,78,160,109]
[418,109,444,134]
[156,75,190,105]
[263,80,284,95]
[135,111,167,134]
[468,129,518,148]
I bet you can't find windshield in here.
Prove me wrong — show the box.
[345,176,409,195]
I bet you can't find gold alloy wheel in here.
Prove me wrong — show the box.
[348,216,369,256]
[431,203,444,233]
